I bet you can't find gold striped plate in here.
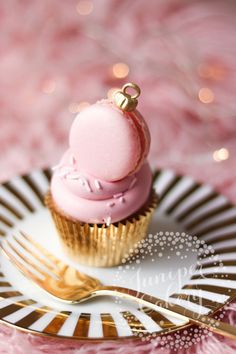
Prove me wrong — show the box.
[0,168,236,341]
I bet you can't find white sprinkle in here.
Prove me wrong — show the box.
[67,173,81,180]
[104,216,111,226]
[58,166,75,178]
[61,166,75,173]
[52,163,62,171]
[94,179,102,190]
[85,180,92,193]
[119,196,125,203]
[55,164,76,179]
[128,176,137,190]
[69,155,76,165]
[79,177,92,192]
[59,171,70,179]
[107,202,115,208]
[78,178,85,186]
[113,192,123,199]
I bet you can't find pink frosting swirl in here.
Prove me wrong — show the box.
[51,149,152,224]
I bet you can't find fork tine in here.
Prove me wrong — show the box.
[3,239,51,280]
[20,230,61,267]
[0,241,44,285]
[12,234,58,274]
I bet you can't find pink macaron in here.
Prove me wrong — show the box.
[69,100,150,182]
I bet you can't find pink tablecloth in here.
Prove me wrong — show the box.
[0,0,236,353]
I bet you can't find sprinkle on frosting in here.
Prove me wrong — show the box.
[58,166,76,179]
[104,216,111,226]
[78,178,85,186]
[69,155,76,165]
[119,196,125,203]
[52,163,63,171]
[66,173,81,180]
[78,177,92,192]
[58,170,66,178]
[94,179,102,190]
[128,176,137,190]
[113,192,124,199]
[107,202,115,208]
[59,169,71,178]
[85,180,92,193]
[61,166,75,173]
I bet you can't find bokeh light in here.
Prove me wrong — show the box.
[198,87,214,104]
[112,63,130,79]
[68,101,90,113]
[213,148,229,162]
[41,80,56,94]
[76,0,93,16]
[198,63,225,81]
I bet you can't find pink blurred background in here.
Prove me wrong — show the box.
[0,0,236,353]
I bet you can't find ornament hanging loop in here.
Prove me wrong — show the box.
[113,82,141,112]
[122,83,141,100]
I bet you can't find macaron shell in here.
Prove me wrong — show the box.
[69,103,142,182]
[125,109,150,174]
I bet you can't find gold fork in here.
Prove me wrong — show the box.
[1,231,236,339]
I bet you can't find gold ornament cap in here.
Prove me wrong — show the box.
[113,82,141,112]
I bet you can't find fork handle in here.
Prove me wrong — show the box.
[95,285,236,340]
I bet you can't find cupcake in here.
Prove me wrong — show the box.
[45,83,157,267]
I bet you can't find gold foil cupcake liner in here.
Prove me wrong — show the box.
[45,191,158,267]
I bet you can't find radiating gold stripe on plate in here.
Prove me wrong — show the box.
[101,313,118,338]
[73,313,91,337]
[170,293,222,311]
[43,168,52,182]
[0,214,14,228]
[0,291,22,298]
[192,272,236,281]
[22,175,44,205]
[0,196,23,219]
[182,284,234,296]
[158,176,181,205]
[3,182,35,213]
[195,217,236,238]
[0,281,11,287]
[17,299,37,306]
[202,232,236,246]
[122,311,147,334]
[166,183,200,215]
[0,299,36,317]
[14,306,49,328]
[186,203,233,231]
[43,311,70,334]
[152,170,161,184]
[210,246,236,256]
[141,307,175,329]
[0,304,22,317]
[198,248,236,262]
[177,191,218,222]
[196,259,236,270]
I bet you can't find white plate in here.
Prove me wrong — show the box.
[0,168,235,341]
